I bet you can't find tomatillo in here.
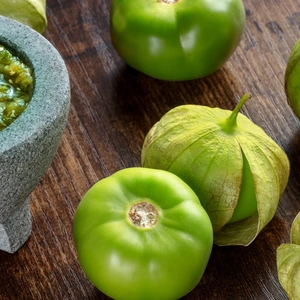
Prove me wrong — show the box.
[141,94,290,246]
[73,167,213,300]
[110,0,246,81]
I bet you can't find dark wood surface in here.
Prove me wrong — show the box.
[1,0,300,299]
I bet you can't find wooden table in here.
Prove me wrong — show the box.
[1,0,300,299]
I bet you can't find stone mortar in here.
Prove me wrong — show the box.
[0,16,70,253]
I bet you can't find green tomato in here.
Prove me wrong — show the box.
[110,0,246,81]
[74,167,213,300]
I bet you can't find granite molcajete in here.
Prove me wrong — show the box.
[0,16,70,253]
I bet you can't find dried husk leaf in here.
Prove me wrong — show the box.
[215,127,289,245]
[277,212,300,299]
[285,39,300,119]
[0,0,47,34]
[291,212,300,245]
[142,101,290,246]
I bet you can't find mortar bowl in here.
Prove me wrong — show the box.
[0,16,70,253]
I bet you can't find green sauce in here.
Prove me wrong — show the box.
[0,44,33,131]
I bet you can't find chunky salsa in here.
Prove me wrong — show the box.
[0,44,33,131]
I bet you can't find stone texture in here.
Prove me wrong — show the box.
[0,16,70,253]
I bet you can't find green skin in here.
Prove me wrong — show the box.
[110,0,246,81]
[228,151,257,223]
[74,167,213,300]
[218,96,257,223]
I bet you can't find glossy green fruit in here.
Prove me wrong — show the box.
[110,0,245,81]
[74,167,213,300]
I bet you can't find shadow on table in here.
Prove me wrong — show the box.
[111,63,243,125]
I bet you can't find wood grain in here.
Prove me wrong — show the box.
[1,0,300,299]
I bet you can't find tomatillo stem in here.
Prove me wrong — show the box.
[128,201,158,228]
[227,93,251,127]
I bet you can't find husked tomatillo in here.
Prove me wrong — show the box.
[74,167,213,299]
[110,0,245,81]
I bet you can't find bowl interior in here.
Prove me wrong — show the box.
[0,16,70,153]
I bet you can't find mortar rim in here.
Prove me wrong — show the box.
[0,16,70,153]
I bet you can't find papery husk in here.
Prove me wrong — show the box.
[142,102,290,246]
[277,212,300,299]
[291,212,300,245]
[0,0,47,34]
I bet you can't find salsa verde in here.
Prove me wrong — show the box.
[0,44,33,131]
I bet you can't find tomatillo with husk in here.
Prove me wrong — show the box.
[141,93,290,246]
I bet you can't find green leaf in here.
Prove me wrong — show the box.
[0,0,47,34]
